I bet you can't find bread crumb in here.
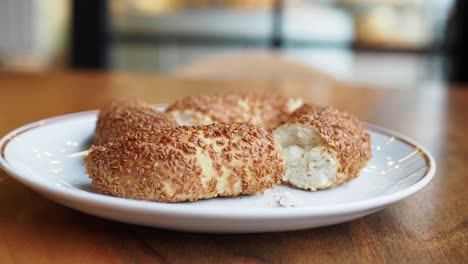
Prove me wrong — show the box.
[274,190,299,207]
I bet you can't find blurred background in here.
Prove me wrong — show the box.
[0,0,462,89]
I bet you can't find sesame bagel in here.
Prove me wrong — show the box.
[94,99,177,145]
[166,94,303,131]
[273,105,371,191]
[85,122,285,202]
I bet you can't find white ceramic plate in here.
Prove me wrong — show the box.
[0,109,435,233]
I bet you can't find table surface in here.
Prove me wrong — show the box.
[0,71,466,263]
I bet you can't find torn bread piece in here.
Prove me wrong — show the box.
[274,105,371,190]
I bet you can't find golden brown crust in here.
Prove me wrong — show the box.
[84,123,285,202]
[94,99,177,145]
[288,105,371,182]
[289,103,321,120]
[166,94,302,130]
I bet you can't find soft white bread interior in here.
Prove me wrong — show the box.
[275,124,339,190]
[274,105,371,191]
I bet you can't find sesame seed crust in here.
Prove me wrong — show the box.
[166,94,303,131]
[286,105,371,184]
[84,122,285,203]
[94,99,177,145]
[288,103,320,120]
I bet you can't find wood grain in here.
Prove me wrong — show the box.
[0,71,467,263]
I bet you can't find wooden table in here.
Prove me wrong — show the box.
[0,72,466,263]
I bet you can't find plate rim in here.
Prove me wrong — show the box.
[0,109,436,219]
